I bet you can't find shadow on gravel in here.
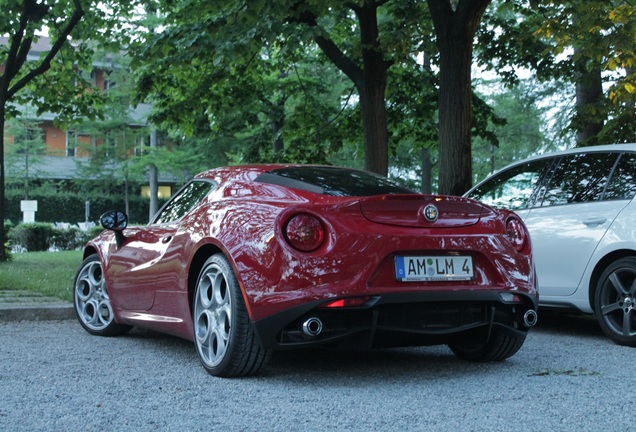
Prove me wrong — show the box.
[264,345,514,381]
[109,326,510,379]
[93,315,607,380]
[125,327,192,344]
[119,328,477,379]
[533,309,604,338]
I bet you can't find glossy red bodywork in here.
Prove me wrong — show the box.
[84,165,537,346]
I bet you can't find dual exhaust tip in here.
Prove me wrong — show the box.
[302,309,538,337]
[523,309,538,327]
[302,317,323,337]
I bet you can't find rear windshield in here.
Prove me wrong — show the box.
[255,166,415,197]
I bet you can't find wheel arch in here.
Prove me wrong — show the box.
[83,245,98,260]
[187,244,223,309]
[588,249,636,312]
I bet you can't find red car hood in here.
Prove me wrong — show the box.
[358,194,487,228]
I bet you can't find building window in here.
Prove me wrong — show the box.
[141,185,173,199]
[134,136,145,156]
[103,71,116,90]
[66,131,94,157]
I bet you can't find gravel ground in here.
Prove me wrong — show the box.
[0,313,630,431]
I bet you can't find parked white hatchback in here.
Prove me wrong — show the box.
[466,143,636,346]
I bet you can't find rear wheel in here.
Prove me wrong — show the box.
[594,257,636,347]
[73,254,131,336]
[193,254,270,377]
[449,328,526,362]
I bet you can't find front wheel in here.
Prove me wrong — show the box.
[594,257,636,347]
[193,254,270,377]
[73,254,131,336]
[449,328,526,362]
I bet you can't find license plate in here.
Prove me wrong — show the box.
[394,255,474,282]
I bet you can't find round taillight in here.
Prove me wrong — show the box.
[284,214,325,252]
[506,217,527,252]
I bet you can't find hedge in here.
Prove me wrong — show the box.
[7,223,104,252]
[8,223,56,252]
[3,189,166,225]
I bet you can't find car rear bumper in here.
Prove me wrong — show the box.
[253,290,538,350]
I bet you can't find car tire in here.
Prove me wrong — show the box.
[594,257,636,347]
[193,254,270,377]
[73,254,132,336]
[449,329,526,362]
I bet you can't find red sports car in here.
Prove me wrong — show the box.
[74,165,538,377]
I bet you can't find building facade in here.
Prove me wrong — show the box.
[2,37,178,223]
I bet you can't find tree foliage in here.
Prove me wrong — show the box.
[72,54,149,216]
[0,0,135,261]
[131,1,444,177]
[132,5,356,165]
[3,114,47,199]
[477,0,636,146]
[472,77,562,183]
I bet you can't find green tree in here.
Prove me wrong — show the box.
[0,0,135,261]
[540,0,636,146]
[133,1,498,195]
[133,13,358,167]
[477,0,636,147]
[385,56,439,193]
[1,0,84,262]
[73,54,150,220]
[132,1,435,177]
[427,0,492,195]
[472,77,558,183]
[4,114,47,199]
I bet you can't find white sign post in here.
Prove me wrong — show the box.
[20,200,38,223]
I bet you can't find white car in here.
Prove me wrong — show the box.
[466,143,636,346]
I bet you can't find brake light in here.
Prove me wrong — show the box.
[320,297,372,308]
[284,214,325,252]
[506,217,528,252]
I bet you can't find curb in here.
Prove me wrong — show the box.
[0,290,75,322]
[0,304,75,322]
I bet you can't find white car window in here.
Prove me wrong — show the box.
[605,153,636,201]
[537,152,618,207]
[469,159,553,210]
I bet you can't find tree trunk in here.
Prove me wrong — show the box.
[124,176,130,218]
[421,147,433,194]
[0,107,6,261]
[306,1,391,176]
[359,78,389,175]
[575,56,604,146]
[148,129,158,221]
[271,105,284,154]
[428,0,491,196]
[437,36,473,195]
[0,0,85,261]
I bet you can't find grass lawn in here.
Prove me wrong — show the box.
[0,250,83,302]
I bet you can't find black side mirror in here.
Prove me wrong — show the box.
[100,211,128,247]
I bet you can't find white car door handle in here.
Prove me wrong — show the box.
[583,217,607,226]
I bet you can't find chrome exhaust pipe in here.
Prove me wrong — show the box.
[523,310,538,327]
[302,317,323,337]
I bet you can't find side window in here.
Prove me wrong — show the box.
[468,159,552,210]
[605,153,636,201]
[537,152,618,207]
[153,181,215,224]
